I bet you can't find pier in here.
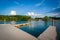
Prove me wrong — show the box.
[38,26,57,40]
[0,24,38,40]
[13,23,30,28]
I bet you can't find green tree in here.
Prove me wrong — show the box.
[44,16,49,21]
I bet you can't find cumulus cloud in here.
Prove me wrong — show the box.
[35,0,45,7]
[10,11,16,15]
[27,12,34,16]
[27,12,44,18]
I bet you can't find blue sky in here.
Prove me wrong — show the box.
[0,0,59,17]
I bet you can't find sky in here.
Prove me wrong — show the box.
[0,0,60,17]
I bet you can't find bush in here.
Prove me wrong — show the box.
[43,16,49,21]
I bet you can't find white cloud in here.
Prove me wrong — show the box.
[27,12,44,18]
[27,12,34,16]
[27,12,31,15]
[35,0,45,7]
[27,12,59,18]
[31,12,34,15]
[10,11,16,15]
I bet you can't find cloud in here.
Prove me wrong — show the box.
[10,11,16,15]
[46,13,59,16]
[27,12,44,18]
[35,0,45,7]
[27,12,42,16]
[27,12,34,16]
[14,1,20,5]
[27,12,59,18]
[52,7,59,10]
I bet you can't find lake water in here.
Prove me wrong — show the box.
[54,20,60,40]
[0,20,60,40]
[19,20,52,37]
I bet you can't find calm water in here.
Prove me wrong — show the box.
[19,20,52,37]
[0,20,60,40]
[0,21,27,24]
[54,20,60,40]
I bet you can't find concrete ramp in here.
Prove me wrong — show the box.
[38,26,57,40]
[0,24,38,40]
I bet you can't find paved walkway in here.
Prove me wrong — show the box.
[0,24,38,40]
[38,26,57,40]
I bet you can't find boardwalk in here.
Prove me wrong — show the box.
[0,24,38,40]
[38,26,57,40]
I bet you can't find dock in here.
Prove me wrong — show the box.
[38,26,57,40]
[13,23,30,28]
[0,24,38,40]
[0,24,57,40]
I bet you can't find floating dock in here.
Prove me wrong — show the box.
[38,26,57,40]
[0,24,38,40]
[12,23,29,28]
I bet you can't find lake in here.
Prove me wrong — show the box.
[0,20,60,40]
[54,20,60,40]
[19,20,52,37]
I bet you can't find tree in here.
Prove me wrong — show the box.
[43,16,49,21]
[0,15,31,21]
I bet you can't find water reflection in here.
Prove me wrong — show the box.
[20,21,50,37]
[54,20,60,40]
[30,21,35,28]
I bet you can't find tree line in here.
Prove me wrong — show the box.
[0,15,31,21]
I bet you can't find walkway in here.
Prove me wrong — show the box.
[0,24,38,40]
[38,26,57,40]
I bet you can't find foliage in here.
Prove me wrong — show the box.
[35,18,42,21]
[0,15,31,21]
[43,16,49,21]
